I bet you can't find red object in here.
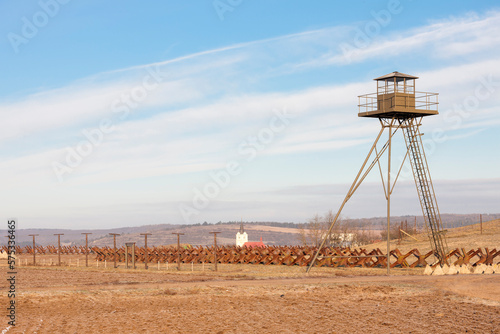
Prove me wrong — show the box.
[244,236,265,248]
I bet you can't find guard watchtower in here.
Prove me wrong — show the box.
[308,72,448,273]
[358,72,438,118]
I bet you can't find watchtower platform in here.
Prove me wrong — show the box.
[358,71,438,118]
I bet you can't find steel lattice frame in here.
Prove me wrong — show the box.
[306,117,449,272]
[306,72,448,273]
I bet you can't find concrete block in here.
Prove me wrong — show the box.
[441,264,449,274]
[432,265,444,276]
[473,264,485,274]
[423,265,433,275]
[446,264,458,275]
[483,265,494,274]
[459,265,470,274]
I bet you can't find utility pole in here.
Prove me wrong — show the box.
[29,234,39,266]
[209,232,221,272]
[140,233,152,269]
[109,233,120,268]
[171,233,184,271]
[54,233,64,266]
[81,233,92,267]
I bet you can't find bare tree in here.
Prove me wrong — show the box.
[380,222,400,241]
[298,211,352,247]
[308,214,324,247]
[297,223,308,246]
[356,224,373,246]
[297,213,325,247]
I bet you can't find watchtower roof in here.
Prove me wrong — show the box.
[374,71,419,81]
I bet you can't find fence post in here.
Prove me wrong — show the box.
[172,233,184,271]
[54,233,64,266]
[209,232,221,272]
[109,233,120,268]
[141,233,152,269]
[29,234,38,265]
[81,233,92,267]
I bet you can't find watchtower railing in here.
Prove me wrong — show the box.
[358,91,438,114]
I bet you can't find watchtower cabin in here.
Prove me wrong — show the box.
[358,71,438,119]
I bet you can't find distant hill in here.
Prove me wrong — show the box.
[87,223,302,247]
[2,213,498,247]
[0,224,180,247]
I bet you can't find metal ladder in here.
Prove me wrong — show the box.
[401,118,448,264]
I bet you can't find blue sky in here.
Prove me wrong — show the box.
[1,1,499,229]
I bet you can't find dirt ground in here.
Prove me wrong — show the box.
[1,256,500,334]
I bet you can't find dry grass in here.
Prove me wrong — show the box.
[158,288,177,295]
[2,265,499,333]
[365,219,500,254]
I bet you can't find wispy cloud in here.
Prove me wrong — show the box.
[316,11,500,67]
[1,10,499,227]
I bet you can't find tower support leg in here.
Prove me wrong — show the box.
[386,119,393,275]
[307,121,397,273]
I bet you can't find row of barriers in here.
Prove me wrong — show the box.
[3,245,498,268]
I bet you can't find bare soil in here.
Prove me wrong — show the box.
[1,258,499,334]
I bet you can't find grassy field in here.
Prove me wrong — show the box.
[365,218,500,254]
[1,257,499,333]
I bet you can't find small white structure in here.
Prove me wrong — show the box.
[236,223,248,247]
[323,232,357,247]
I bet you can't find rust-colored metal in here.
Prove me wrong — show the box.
[179,246,491,268]
[390,248,412,268]
[9,243,500,270]
[410,250,433,268]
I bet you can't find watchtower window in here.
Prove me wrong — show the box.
[377,77,415,95]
